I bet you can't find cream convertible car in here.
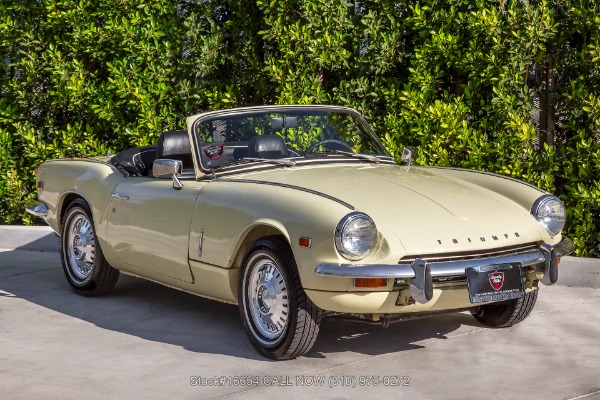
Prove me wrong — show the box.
[28,105,573,360]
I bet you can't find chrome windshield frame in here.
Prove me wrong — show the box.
[189,105,391,175]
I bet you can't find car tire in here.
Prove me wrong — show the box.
[60,199,119,296]
[239,236,322,360]
[471,289,538,328]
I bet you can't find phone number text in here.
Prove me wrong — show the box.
[190,375,410,388]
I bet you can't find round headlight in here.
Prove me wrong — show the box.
[531,195,566,236]
[335,212,378,260]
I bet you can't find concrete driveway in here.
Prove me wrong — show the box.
[0,249,599,400]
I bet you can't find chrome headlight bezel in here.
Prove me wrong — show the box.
[531,194,566,237]
[335,212,378,261]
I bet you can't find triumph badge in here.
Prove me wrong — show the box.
[489,271,504,291]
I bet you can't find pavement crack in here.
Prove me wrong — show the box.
[564,389,600,400]
[531,300,595,317]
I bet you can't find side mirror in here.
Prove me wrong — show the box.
[401,148,413,163]
[152,159,184,190]
[401,146,418,168]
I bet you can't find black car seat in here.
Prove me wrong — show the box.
[247,134,290,159]
[111,145,157,177]
[152,130,195,177]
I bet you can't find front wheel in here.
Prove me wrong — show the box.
[471,289,538,327]
[239,236,321,360]
[60,199,119,296]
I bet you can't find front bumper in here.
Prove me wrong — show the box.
[315,237,574,305]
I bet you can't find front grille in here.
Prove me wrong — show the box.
[397,243,539,265]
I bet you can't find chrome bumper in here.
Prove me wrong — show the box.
[315,237,575,304]
[25,203,48,218]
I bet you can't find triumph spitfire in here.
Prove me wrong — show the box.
[27,105,573,360]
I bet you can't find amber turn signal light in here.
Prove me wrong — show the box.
[354,278,388,288]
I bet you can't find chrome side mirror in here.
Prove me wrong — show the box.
[401,147,413,168]
[153,159,184,190]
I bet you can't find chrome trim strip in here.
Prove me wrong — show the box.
[25,204,48,218]
[214,179,354,210]
[110,193,129,200]
[423,166,546,193]
[198,228,204,257]
[316,263,416,279]
[398,243,538,264]
[204,158,396,178]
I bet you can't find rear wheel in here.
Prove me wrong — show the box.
[239,236,321,360]
[60,199,119,296]
[471,289,538,327]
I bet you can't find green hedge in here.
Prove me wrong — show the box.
[1,0,598,256]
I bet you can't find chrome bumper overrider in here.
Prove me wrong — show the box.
[315,237,575,304]
[25,204,48,218]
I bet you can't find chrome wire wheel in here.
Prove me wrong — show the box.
[60,200,119,296]
[65,212,95,283]
[245,254,290,346]
[239,237,322,360]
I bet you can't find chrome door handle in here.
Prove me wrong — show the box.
[111,193,129,200]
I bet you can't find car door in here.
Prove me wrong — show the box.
[107,177,206,282]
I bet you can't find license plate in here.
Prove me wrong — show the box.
[466,263,525,304]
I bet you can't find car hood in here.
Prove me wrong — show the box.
[228,163,544,255]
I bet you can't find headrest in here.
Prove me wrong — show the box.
[247,134,289,159]
[156,130,190,159]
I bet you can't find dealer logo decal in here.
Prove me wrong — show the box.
[489,271,504,291]
[203,144,224,160]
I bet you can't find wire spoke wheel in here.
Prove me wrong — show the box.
[246,256,289,345]
[239,236,321,360]
[66,214,96,282]
[60,199,119,296]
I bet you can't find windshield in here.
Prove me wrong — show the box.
[193,109,390,170]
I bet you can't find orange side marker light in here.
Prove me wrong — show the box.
[299,237,312,248]
[354,278,388,288]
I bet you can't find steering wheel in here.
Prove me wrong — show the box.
[305,139,353,155]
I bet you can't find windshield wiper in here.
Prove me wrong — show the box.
[242,157,296,166]
[307,150,380,164]
[213,157,296,171]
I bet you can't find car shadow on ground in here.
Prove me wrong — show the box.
[0,251,484,361]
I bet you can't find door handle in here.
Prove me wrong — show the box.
[111,193,129,200]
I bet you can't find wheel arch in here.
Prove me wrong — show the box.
[58,192,89,231]
[228,220,292,271]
